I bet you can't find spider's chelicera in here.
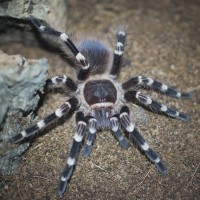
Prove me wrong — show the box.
[10,16,191,196]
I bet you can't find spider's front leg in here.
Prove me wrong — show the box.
[110,30,126,77]
[119,106,167,174]
[57,111,87,196]
[110,114,129,149]
[10,97,78,143]
[29,16,90,81]
[122,75,192,99]
[124,90,190,121]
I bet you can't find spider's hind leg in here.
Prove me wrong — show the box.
[119,106,167,174]
[110,30,126,77]
[57,111,87,196]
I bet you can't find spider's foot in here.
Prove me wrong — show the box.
[178,92,192,99]
[57,165,73,196]
[166,108,191,122]
[83,144,92,157]
[145,148,167,175]
[155,161,168,175]
[118,137,129,149]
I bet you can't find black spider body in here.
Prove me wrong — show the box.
[10,16,191,196]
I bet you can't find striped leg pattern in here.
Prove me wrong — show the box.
[83,117,97,157]
[45,75,78,93]
[122,75,192,99]
[10,97,78,143]
[119,106,167,174]
[110,115,129,149]
[124,91,190,121]
[110,30,126,77]
[29,16,90,80]
[57,111,87,196]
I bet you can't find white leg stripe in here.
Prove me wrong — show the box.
[138,76,142,84]
[141,142,149,151]
[175,111,179,116]
[74,132,83,142]
[145,96,152,105]
[61,176,67,182]
[37,120,45,128]
[118,31,125,36]
[39,25,45,31]
[126,123,134,132]
[147,78,154,86]
[86,140,92,146]
[51,76,58,84]
[89,127,96,134]
[67,157,75,166]
[55,108,63,118]
[118,136,123,141]
[111,126,118,132]
[161,84,168,91]
[78,121,87,126]
[21,130,27,137]
[76,52,85,62]
[154,157,160,163]
[176,92,181,98]
[161,105,167,112]
[135,91,141,99]
[117,42,123,47]
[115,50,123,55]
[60,33,69,41]
[64,102,71,109]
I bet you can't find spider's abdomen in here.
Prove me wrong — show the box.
[84,79,117,106]
[78,40,111,74]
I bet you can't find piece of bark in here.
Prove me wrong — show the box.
[0,49,48,175]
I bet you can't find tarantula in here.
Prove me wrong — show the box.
[10,16,191,196]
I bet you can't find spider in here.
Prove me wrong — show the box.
[10,16,191,196]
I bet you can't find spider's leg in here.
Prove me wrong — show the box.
[45,75,78,93]
[57,111,87,196]
[110,30,126,77]
[124,90,190,121]
[83,117,97,157]
[29,16,90,76]
[110,115,129,149]
[119,106,167,174]
[122,76,191,99]
[10,97,78,143]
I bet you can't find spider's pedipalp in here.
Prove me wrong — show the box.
[10,97,78,143]
[119,106,167,174]
[83,117,97,157]
[45,75,78,93]
[110,30,126,77]
[110,115,129,149]
[122,75,192,99]
[124,91,190,121]
[57,111,87,196]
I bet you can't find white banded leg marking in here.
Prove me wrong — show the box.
[136,92,153,105]
[60,33,69,41]
[141,142,149,151]
[120,112,134,132]
[74,132,84,142]
[37,120,46,129]
[67,157,76,166]
[21,130,27,137]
